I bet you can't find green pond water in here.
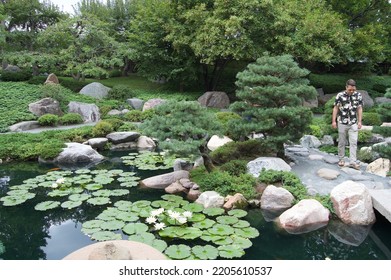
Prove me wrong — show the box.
[0,150,390,260]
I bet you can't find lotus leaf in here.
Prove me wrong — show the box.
[68,193,91,202]
[216,215,239,225]
[23,178,43,184]
[183,203,204,213]
[108,169,124,176]
[119,181,139,188]
[193,218,216,229]
[116,212,139,222]
[192,245,219,260]
[128,232,155,244]
[90,170,108,175]
[48,189,72,197]
[93,177,114,184]
[84,183,104,191]
[119,172,137,177]
[92,190,112,197]
[6,189,29,196]
[161,194,184,202]
[181,228,203,240]
[234,227,260,238]
[117,176,137,182]
[164,245,191,260]
[109,189,130,197]
[232,220,251,228]
[151,200,170,208]
[151,239,167,253]
[122,223,149,235]
[38,181,56,188]
[218,245,245,259]
[99,207,121,217]
[81,227,101,235]
[213,236,233,245]
[230,236,252,249]
[188,213,206,222]
[1,196,28,206]
[138,207,154,218]
[9,184,38,190]
[82,219,104,229]
[208,224,235,236]
[96,212,115,221]
[90,231,122,241]
[227,209,247,218]
[132,200,151,208]
[61,200,82,209]
[158,226,187,238]
[202,207,225,216]
[73,179,92,185]
[100,220,126,231]
[114,200,133,208]
[34,201,60,211]
[75,169,91,174]
[87,197,111,205]
[67,187,84,194]
[200,233,225,243]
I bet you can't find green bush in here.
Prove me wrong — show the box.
[215,111,241,135]
[103,118,124,130]
[0,70,32,82]
[372,126,391,137]
[210,139,274,165]
[309,124,323,138]
[373,143,391,160]
[60,113,83,125]
[118,122,139,132]
[123,109,155,122]
[377,102,391,122]
[59,78,90,93]
[38,114,59,126]
[27,76,47,85]
[219,159,248,176]
[362,112,382,126]
[357,148,377,163]
[107,85,135,101]
[358,130,373,143]
[92,121,113,137]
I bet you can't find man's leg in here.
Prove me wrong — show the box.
[349,124,359,164]
[338,123,347,161]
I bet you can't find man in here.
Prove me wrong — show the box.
[332,79,363,170]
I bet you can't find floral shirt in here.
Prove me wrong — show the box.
[334,91,363,125]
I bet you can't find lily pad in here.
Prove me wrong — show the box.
[234,227,260,238]
[6,189,29,196]
[132,200,151,208]
[90,231,122,241]
[230,236,253,249]
[218,245,245,259]
[122,223,149,235]
[120,181,139,188]
[34,201,60,211]
[213,236,233,245]
[161,194,184,202]
[228,209,248,218]
[68,193,91,202]
[216,215,239,225]
[202,207,225,216]
[181,227,203,240]
[87,197,111,205]
[81,227,101,235]
[94,177,114,185]
[82,220,104,229]
[110,189,130,197]
[84,183,103,191]
[92,190,112,197]
[192,245,219,260]
[151,200,170,208]
[183,203,204,213]
[232,220,251,228]
[116,211,139,222]
[128,232,156,244]
[100,220,126,231]
[114,200,133,209]
[75,169,91,174]
[61,200,82,209]
[193,218,216,229]
[158,226,187,238]
[208,224,235,236]
[108,169,124,176]
[164,245,191,260]
[119,172,137,177]
[188,213,206,222]
[151,239,168,253]
[1,196,28,206]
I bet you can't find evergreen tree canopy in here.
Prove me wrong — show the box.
[229,54,315,154]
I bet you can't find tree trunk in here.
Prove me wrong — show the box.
[199,144,215,173]
[32,62,39,76]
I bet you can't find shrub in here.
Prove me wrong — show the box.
[357,148,377,163]
[92,121,113,137]
[103,118,124,130]
[362,112,382,126]
[215,111,241,135]
[60,113,83,125]
[358,130,373,143]
[27,76,47,85]
[118,122,139,132]
[377,102,391,122]
[124,109,155,122]
[372,126,391,137]
[59,78,90,92]
[219,159,248,176]
[107,85,135,101]
[0,70,32,82]
[309,124,323,138]
[38,114,59,126]
[373,143,391,160]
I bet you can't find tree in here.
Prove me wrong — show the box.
[228,54,316,157]
[140,101,222,172]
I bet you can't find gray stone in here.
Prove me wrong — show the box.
[53,142,105,164]
[260,185,294,211]
[4,65,20,72]
[79,82,111,99]
[247,157,291,178]
[165,181,186,194]
[198,91,230,109]
[137,135,156,149]
[317,168,340,180]
[140,170,189,189]
[142,98,166,111]
[107,109,123,116]
[323,156,339,164]
[44,73,59,84]
[358,90,374,108]
[106,132,140,144]
[207,135,233,151]
[8,121,40,132]
[351,175,373,182]
[321,135,334,146]
[223,193,248,210]
[369,189,391,223]
[195,191,225,208]
[110,142,138,150]
[173,159,194,171]
[340,167,362,175]
[84,138,108,150]
[68,101,100,122]
[300,135,321,149]
[29,97,63,117]
[308,154,324,161]
[127,98,144,110]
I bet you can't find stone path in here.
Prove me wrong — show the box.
[285,145,391,222]
[9,122,98,134]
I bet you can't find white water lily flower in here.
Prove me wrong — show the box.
[151,208,164,217]
[56,178,65,184]
[177,217,187,224]
[168,211,181,220]
[146,216,157,224]
[154,222,166,231]
[51,183,58,188]
[182,211,193,218]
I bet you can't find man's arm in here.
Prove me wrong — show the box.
[357,106,363,129]
[332,106,338,129]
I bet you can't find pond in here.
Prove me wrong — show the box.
[0,150,390,260]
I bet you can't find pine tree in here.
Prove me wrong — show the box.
[140,101,222,172]
[228,54,316,156]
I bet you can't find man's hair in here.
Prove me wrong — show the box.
[346,79,356,87]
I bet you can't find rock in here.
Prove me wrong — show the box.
[195,191,225,208]
[207,135,233,151]
[323,156,339,164]
[340,167,362,175]
[375,97,391,105]
[140,171,189,189]
[330,180,376,225]
[223,193,248,210]
[4,65,20,72]
[68,101,100,122]
[308,154,324,161]
[80,82,111,99]
[320,135,334,146]
[53,143,105,164]
[142,98,165,111]
[8,121,40,132]
[165,181,187,194]
[260,185,294,211]
[107,109,123,116]
[198,91,230,109]
[106,132,140,144]
[300,135,321,148]
[316,168,340,180]
[187,189,201,201]
[366,158,390,177]
[327,219,371,246]
[83,138,108,150]
[247,157,291,178]
[285,145,310,157]
[173,159,194,171]
[277,199,330,234]
[29,98,63,117]
[179,178,194,189]
[137,135,156,149]
[358,90,374,108]
[110,142,138,150]
[44,73,59,84]
[127,98,144,110]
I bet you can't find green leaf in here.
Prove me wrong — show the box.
[216,215,239,225]
[230,236,253,249]
[228,209,248,218]
[128,232,156,244]
[122,223,149,235]
[75,169,91,174]
[164,245,191,260]
[68,193,91,201]
[188,213,206,222]
[110,189,130,197]
[193,218,216,229]
[6,189,29,196]
[192,245,219,260]
[34,201,60,211]
[90,231,122,241]
[84,183,104,191]
[114,200,133,209]
[161,194,184,202]
[203,207,225,216]
[151,239,168,253]
[132,200,151,208]
[82,220,104,229]
[100,220,126,231]
[234,227,260,238]
[87,197,111,205]
[181,227,203,240]
[61,200,82,209]
[213,236,233,245]
[116,211,139,222]
[183,203,204,213]
[218,245,245,259]
[232,220,250,228]
[208,224,235,236]
[92,189,112,197]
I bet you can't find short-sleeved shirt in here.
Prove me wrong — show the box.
[333,91,363,125]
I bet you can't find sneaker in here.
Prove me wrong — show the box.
[338,160,345,167]
[350,162,360,170]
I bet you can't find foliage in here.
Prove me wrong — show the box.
[102,118,124,131]
[377,88,391,122]
[358,130,373,143]
[219,160,248,177]
[362,112,382,126]
[194,170,257,200]
[372,126,391,137]
[60,113,84,125]
[92,121,114,137]
[309,124,323,139]
[357,148,377,163]
[118,122,139,132]
[37,114,59,126]
[229,54,315,154]
[121,151,177,171]
[107,85,136,101]
[373,143,391,160]
[210,139,273,165]
[215,111,242,136]
[123,109,155,122]
[0,70,32,82]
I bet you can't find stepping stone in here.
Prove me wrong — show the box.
[316,168,340,180]
[351,175,373,182]
[308,154,324,161]
[323,156,339,164]
[340,167,362,175]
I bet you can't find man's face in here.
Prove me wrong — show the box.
[346,85,356,94]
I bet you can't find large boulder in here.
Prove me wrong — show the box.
[106,132,140,144]
[137,135,156,149]
[198,91,230,109]
[127,98,144,110]
[195,191,225,208]
[300,135,321,148]
[140,170,189,189]
[68,101,100,122]
[8,121,40,132]
[260,185,294,211]
[142,98,166,111]
[53,143,105,164]
[247,157,291,178]
[365,158,390,177]
[358,90,374,108]
[4,64,21,72]
[79,82,111,99]
[44,73,59,85]
[28,97,63,117]
[330,180,376,225]
[207,135,233,151]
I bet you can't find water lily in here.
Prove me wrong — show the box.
[177,217,187,224]
[182,211,192,218]
[154,222,166,231]
[168,211,181,220]
[56,178,65,184]
[51,183,58,188]
[146,216,157,224]
[151,208,164,217]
